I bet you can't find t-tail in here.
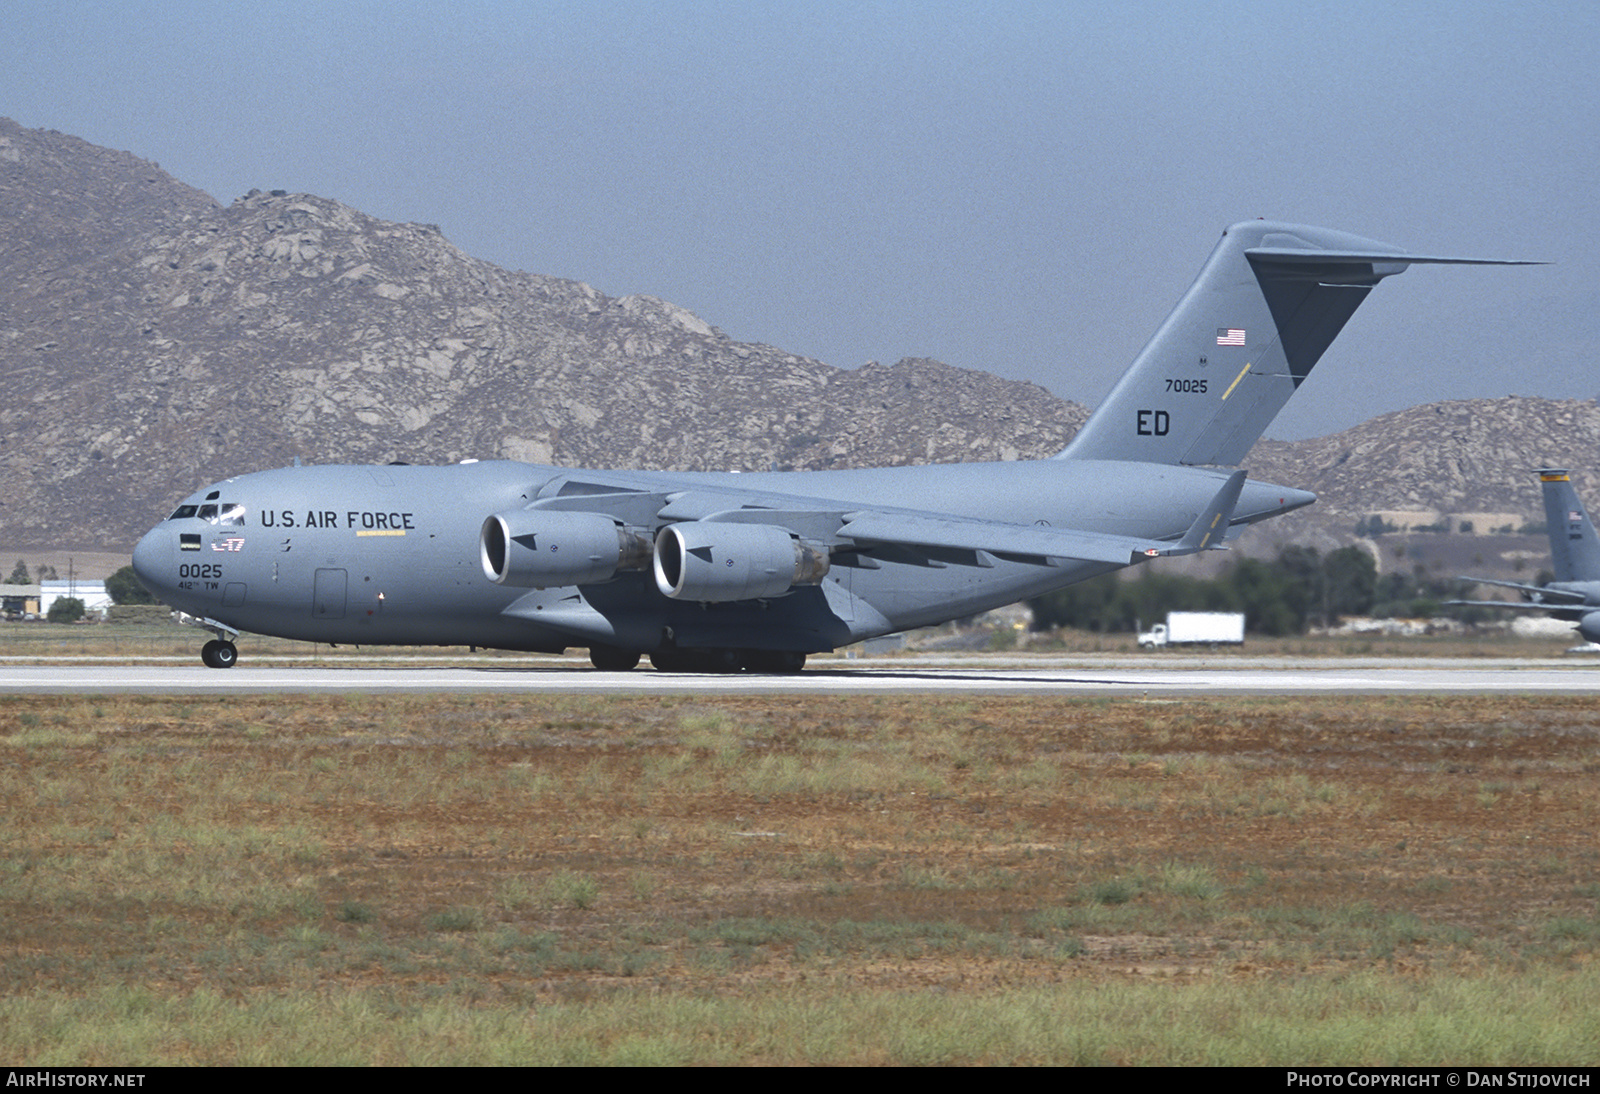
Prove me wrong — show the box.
[1057,220,1539,466]
[1539,469,1600,582]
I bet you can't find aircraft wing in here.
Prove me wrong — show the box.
[529,470,1247,568]
[832,470,1245,565]
[834,511,1164,564]
[1449,576,1591,608]
[1448,601,1572,612]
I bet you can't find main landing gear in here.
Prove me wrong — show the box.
[587,644,805,673]
[643,648,808,674]
[588,645,643,672]
[200,639,238,669]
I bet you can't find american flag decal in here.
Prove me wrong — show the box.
[1571,511,1583,523]
[1217,328,1246,346]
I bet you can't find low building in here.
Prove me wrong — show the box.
[1,584,42,617]
[40,580,112,617]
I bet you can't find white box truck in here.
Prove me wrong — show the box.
[1137,611,1245,649]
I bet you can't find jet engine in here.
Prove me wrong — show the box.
[1579,611,1600,645]
[480,509,649,587]
[653,522,830,602]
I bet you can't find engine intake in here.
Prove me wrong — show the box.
[653,521,829,602]
[1579,611,1600,645]
[481,509,649,587]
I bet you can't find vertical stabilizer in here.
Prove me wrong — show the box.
[1058,221,1537,466]
[1538,469,1600,582]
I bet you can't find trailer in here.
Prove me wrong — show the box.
[1137,611,1245,649]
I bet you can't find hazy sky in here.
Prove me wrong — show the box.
[6,0,1595,439]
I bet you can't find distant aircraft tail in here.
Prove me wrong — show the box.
[1057,221,1538,466]
[1538,469,1600,582]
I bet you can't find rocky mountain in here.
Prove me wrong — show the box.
[0,118,1592,554]
[1249,397,1600,525]
[0,118,1083,547]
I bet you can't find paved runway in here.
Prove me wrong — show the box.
[4,657,1598,695]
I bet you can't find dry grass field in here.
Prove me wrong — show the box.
[3,681,1599,1064]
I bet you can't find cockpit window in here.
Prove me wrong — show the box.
[166,501,247,524]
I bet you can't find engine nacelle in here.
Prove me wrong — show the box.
[480,509,649,587]
[653,522,830,602]
[1578,611,1600,644]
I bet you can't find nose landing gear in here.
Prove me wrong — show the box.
[200,639,238,669]
[181,616,243,669]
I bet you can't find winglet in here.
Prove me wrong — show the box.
[1150,470,1247,557]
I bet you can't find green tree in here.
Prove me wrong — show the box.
[1029,572,1122,632]
[1273,545,1326,627]
[47,597,85,623]
[1227,556,1300,635]
[1116,571,1235,629]
[106,565,157,605]
[1031,542,1416,638]
[1323,546,1377,621]
[5,559,29,584]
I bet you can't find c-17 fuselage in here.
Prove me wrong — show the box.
[133,457,1304,668]
[131,221,1535,670]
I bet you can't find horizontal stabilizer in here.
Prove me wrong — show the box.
[1244,247,1542,270]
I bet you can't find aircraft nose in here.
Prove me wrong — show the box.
[131,526,170,595]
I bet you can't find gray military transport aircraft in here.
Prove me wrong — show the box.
[1452,469,1600,643]
[131,220,1534,671]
